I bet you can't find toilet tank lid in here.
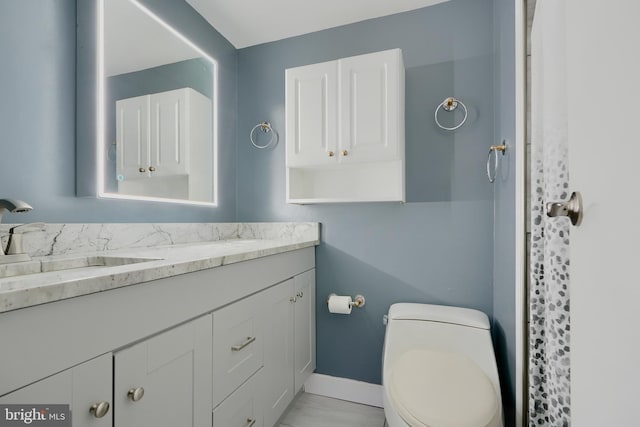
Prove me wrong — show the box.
[388,303,490,330]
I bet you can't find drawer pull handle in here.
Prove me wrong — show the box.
[127,387,145,402]
[246,418,256,427]
[231,336,256,352]
[89,401,110,418]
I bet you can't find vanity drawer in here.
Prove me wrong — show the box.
[213,292,264,407]
[213,368,263,427]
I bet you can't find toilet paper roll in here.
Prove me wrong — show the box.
[328,295,352,315]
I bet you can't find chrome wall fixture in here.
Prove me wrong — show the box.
[435,97,468,131]
[486,142,507,183]
[250,121,278,149]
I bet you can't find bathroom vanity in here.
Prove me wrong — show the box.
[0,223,319,427]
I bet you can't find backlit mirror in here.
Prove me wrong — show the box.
[97,0,218,205]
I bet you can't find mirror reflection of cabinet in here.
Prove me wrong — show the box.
[76,0,219,205]
[116,88,212,202]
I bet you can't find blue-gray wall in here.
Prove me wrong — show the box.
[0,0,236,223]
[236,0,495,385]
[493,0,517,425]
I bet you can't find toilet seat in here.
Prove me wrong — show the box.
[389,349,500,427]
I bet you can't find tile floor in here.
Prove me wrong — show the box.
[278,392,386,427]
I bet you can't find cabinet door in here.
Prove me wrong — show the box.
[286,61,338,167]
[116,95,150,179]
[114,315,212,427]
[0,354,113,427]
[149,89,188,176]
[339,49,402,163]
[262,280,295,427]
[212,292,264,407]
[294,269,316,392]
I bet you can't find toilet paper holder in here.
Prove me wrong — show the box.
[326,293,366,308]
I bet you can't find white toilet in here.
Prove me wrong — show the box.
[382,303,503,427]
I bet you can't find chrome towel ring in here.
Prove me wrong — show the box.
[250,121,278,149]
[487,142,507,183]
[435,97,468,131]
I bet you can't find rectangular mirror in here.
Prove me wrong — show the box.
[77,0,218,206]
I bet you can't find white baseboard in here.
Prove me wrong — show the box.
[303,373,384,408]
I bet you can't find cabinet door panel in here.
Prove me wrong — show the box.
[213,369,263,427]
[150,90,187,176]
[286,61,338,167]
[114,315,212,427]
[116,95,150,179]
[262,280,294,427]
[213,293,264,407]
[294,269,316,392]
[0,354,113,427]
[340,49,401,163]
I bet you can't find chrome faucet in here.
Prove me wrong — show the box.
[0,199,33,260]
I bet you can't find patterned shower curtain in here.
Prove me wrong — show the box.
[529,0,571,425]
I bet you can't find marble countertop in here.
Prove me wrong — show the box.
[0,237,318,314]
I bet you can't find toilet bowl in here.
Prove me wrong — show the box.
[382,303,503,427]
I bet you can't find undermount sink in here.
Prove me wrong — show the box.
[0,256,163,279]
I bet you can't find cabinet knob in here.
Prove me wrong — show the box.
[89,401,110,418]
[127,387,145,402]
[138,167,146,173]
[296,291,304,299]
[246,418,256,427]
[341,150,349,156]
[327,151,334,157]
[148,166,156,172]
[290,296,297,303]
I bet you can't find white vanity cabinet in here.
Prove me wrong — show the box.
[286,49,405,203]
[0,354,113,427]
[0,248,315,427]
[263,270,316,427]
[114,315,212,427]
[116,87,213,201]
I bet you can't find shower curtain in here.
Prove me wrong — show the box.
[529,0,571,425]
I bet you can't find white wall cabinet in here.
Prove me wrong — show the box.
[0,354,113,427]
[286,49,405,203]
[116,87,212,201]
[285,60,338,168]
[263,270,316,427]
